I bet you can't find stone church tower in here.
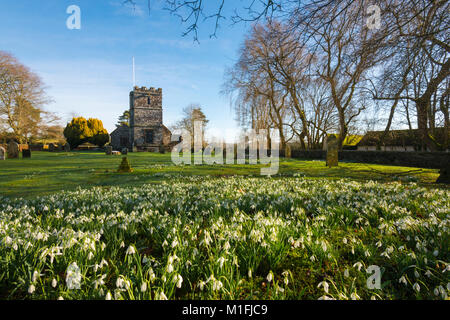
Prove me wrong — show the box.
[110,86,172,152]
[130,86,163,150]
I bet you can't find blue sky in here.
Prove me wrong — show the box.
[0,0,251,137]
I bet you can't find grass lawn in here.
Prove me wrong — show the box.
[0,151,442,198]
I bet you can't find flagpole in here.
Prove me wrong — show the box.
[132,56,136,88]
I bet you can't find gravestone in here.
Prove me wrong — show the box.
[0,146,5,160]
[48,143,55,152]
[121,148,128,155]
[7,141,19,159]
[326,135,338,167]
[57,144,63,151]
[436,164,450,184]
[285,144,291,158]
[22,149,31,158]
[64,143,70,152]
[105,146,113,155]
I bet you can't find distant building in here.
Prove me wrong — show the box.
[111,86,172,151]
[357,128,448,152]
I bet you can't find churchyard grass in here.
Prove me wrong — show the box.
[0,151,441,198]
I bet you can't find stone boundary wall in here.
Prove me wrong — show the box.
[287,150,449,169]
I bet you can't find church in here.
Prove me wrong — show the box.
[111,86,172,152]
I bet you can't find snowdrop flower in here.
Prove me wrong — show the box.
[266,271,273,283]
[166,263,174,273]
[414,270,420,278]
[412,283,420,293]
[126,245,136,255]
[353,262,363,271]
[52,278,57,288]
[344,269,350,278]
[212,279,223,291]
[434,287,440,296]
[433,250,439,257]
[310,255,316,262]
[88,251,94,260]
[66,262,81,290]
[217,257,226,268]
[120,241,125,248]
[158,291,168,300]
[57,296,64,300]
[105,291,112,300]
[32,270,41,283]
[350,292,360,300]
[140,282,147,292]
[399,276,407,285]
[28,284,35,294]
[248,269,252,278]
[162,240,168,247]
[198,280,205,291]
[318,281,329,294]
[175,274,183,288]
[318,295,335,300]
[171,239,178,248]
[223,241,231,251]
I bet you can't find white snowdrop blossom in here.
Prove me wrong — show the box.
[318,281,329,294]
[66,262,81,290]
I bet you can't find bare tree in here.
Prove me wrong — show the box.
[0,51,52,144]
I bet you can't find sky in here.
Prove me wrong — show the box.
[0,0,252,139]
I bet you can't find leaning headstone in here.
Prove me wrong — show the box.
[117,157,133,173]
[285,144,291,158]
[64,143,70,152]
[22,149,31,158]
[105,146,113,155]
[326,135,338,167]
[7,141,19,159]
[436,164,450,184]
[121,148,128,155]
[0,146,5,160]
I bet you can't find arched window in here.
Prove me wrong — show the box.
[147,97,151,104]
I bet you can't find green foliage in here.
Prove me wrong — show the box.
[63,117,109,148]
[63,117,92,148]
[116,110,130,128]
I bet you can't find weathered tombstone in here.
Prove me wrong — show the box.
[7,141,19,159]
[64,142,70,152]
[326,135,339,167]
[121,147,128,155]
[22,149,31,158]
[285,144,291,158]
[159,145,165,154]
[0,146,5,160]
[436,164,450,184]
[57,144,63,151]
[105,146,113,155]
[48,143,55,152]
